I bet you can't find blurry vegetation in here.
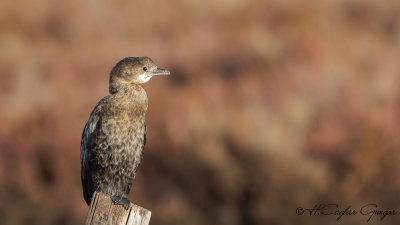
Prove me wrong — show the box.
[1,0,400,224]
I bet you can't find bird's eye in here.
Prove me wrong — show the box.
[143,67,148,71]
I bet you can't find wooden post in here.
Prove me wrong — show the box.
[85,192,151,225]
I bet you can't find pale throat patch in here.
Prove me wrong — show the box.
[137,73,151,83]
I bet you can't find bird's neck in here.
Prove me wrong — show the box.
[110,83,148,111]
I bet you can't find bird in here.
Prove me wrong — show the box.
[80,57,170,209]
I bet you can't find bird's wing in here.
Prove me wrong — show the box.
[81,105,101,179]
[80,98,105,204]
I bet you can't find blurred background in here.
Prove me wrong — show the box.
[0,0,400,224]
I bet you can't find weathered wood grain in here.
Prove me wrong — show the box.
[85,192,151,225]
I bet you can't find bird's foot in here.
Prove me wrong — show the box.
[111,196,131,210]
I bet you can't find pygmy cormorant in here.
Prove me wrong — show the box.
[80,57,170,209]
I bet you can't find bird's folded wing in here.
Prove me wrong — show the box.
[80,97,108,185]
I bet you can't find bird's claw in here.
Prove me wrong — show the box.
[111,196,131,210]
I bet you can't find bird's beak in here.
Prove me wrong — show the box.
[149,68,170,76]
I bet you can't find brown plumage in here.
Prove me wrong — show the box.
[80,57,169,209]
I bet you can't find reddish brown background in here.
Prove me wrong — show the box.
[1,0,400,224]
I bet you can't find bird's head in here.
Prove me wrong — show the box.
[109,57,170,93]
